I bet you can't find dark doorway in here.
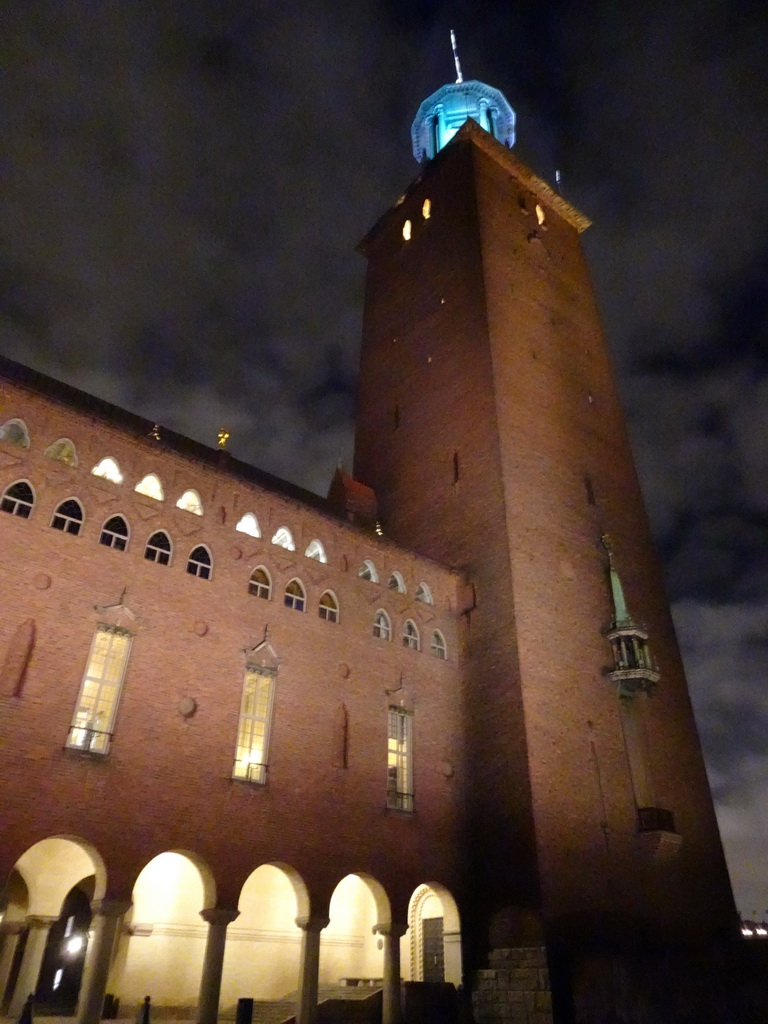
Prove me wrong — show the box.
[422,916,444,982]
[36,883,93,1014]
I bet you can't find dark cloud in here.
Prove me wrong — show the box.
[1,0,767,911]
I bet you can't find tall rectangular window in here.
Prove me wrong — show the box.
[387,706,414,811]
[233,665,276,784]
[66,626,133,754]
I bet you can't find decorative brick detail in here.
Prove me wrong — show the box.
[473,947,554,1024]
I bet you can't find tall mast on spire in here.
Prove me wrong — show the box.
[450,29,464,83]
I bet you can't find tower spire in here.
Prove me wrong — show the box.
[450,30,464,83]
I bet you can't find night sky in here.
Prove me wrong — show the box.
[2,2,767,915]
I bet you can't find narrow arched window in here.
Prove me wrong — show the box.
[305,539,327,563]
[359,559,378,583]
[236,513,260,538]
[431,630,447,660]
[44,438,78,467]
[403,619,420,651]
[248,567,271,600]
[373,610,392,641]
[187,545,212,580]
[415,582,433,604]
[51,498,84,536]
[145,530,172,566]
[272,526,295,551]
[91,457,123,485]
[1,480,35,518]
[176,489,203,515]
[319,591,338,623]
[284,578,305,611]
[135,473,164,500]
[0,419,30,448]
[100,515,129,551]
[388,571,406,593]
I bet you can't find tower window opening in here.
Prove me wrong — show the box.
[100,515,129,551]
[403,219,412,241]
[431,630,447,660]
[359,559,379,583]
[387,706,414,812]
[284,578,306,612]
[145,530,172,565]
[403,619,420,651]
[232,663,276,785]
[388,571,406,593]
[0,418,30,447]
[135,473,164,500]
[51,498,84,536]
[248,567,271,600]
[91,457,123,485]
[186,545,212,580]
[319,590,339,623]
[236,513,261,538]
[1,480,35,518]
[535,204,546,226]
[373,610,392,641]
[486,106,496,138]
[45,438,78,466]
[272,526,295,551]
[422,198,431,220]
[176,489,203,516]
[305,538,327,563]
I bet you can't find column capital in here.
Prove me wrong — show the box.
[200,908,240,927]
[91,899,132,918]
[374,922,408,939]
[25,915,57,929]
[0,920,26,935]
[295,915,330,933]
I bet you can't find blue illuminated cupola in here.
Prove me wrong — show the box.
[410,32,516,163]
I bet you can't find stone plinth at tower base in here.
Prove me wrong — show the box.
[472,947,553,1024]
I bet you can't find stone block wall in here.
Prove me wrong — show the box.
[472,947,553,1024]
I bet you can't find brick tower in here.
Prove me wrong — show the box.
[353,74,739,1017]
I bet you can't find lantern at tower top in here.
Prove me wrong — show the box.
[410,35,516,163]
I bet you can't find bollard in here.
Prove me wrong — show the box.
[236,998,254,1024]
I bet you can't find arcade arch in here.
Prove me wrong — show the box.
[320,873,390,988]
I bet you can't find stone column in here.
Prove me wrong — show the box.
[377,924,407,1024]
[197,908,240,1024]
[0,922,25,1008]
[76,900,132,1024]
[8,916,56,1016]
[295,915,329,1024]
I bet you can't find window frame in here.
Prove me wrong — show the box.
[65,625,133,756]
[415,582,433,604]
[232,663,277,785]
[373,609,392,641]
[44,438,79,467]
[318,590,339,622]
[1,480,35,518]
[284,578,306,612]
[135,473,164,500]
[176,489,203,516]
[236,513,261,538]
[271,526,295,551]
[91,457,123,485]
[144,530,172,566]
[248,566,272,600]
[387,706,414,812]
[51,497,85,536]
[388,571,406,593]
[99,515,130,551]
[304,538,327,563]
[187,544,213,580]
[403,619,420,651]
[0,419,31,448]
[430,630,447,660]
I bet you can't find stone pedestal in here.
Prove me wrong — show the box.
[473,947,553,1024]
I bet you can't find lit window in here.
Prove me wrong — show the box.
[145,530,172,565]
[187,545,212,580]
[431,630,447,660]
[305,539,327,563]
[319,591,338,622]
[248,567,271,600]
[387,706,414,812]
[176,489,203,515]
[535,203,546,226]
[0,419,30,448]
[422,198,431,220]
[44,438,78,467]
[415,582,433,604]
[91,457,123,485]
[135,473,164,500]
[403,219,412,241]
[359,559,379,583]
[232,664,276,784]
[99,515,129,551]
[272,526,295,551]
[373,610,391,641]
[66,625,133,755]
[1,480,34,518]
[403,620,420,651]
[284,578,305,612]
[236,513,260,538]
[388,571,406,593]
[51,498,84,536]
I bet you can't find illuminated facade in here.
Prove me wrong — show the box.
[0,71,752,1024]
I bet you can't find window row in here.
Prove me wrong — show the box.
[64,626,415,810]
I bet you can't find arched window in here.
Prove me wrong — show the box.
[284,578,305,611]
[272,526,295,551]
[431,630,447,660]
[248,567,271,600]
[187,545,212,580]
[403,619,420,651]
[176,489,203,515]
[373,609,392,641]
[305,539,327,563]
[415,582,433,604]
[135,473,164,500]
[0,419,30,448]
[144,530,172,566]
[99,515,129,551]
[1,480,34,518]
[51,498,84,536]
[388,571,406,593]
[91,457,123,485]
[44,438,78,467]
[319,591,338,622]
[236,513,261,538]
[359,559,379,583]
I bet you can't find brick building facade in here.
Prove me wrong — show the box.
[0,74,748,1024]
